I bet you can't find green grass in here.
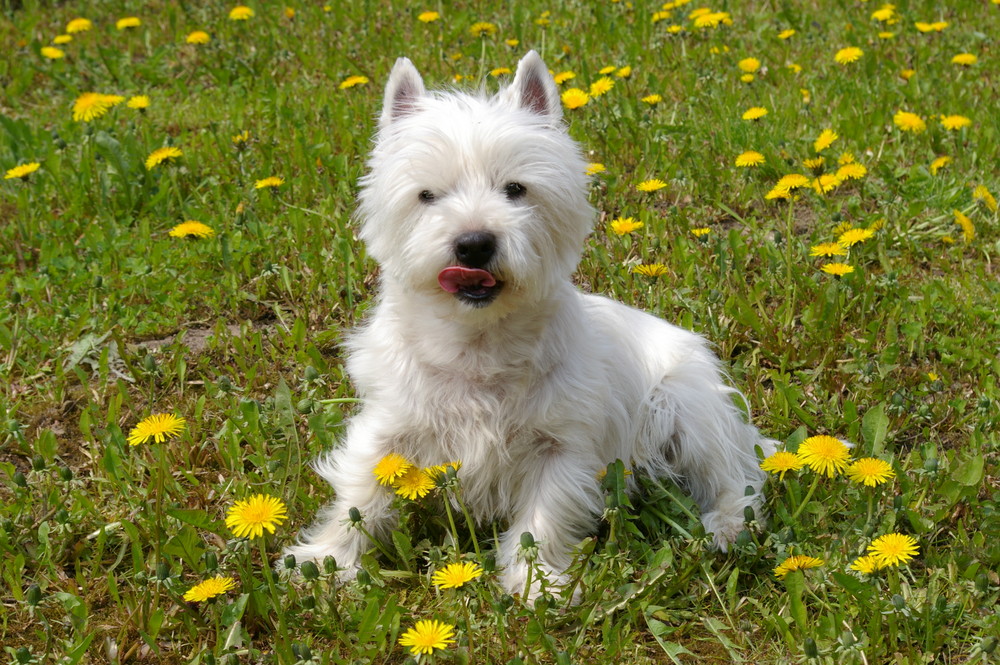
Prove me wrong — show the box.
[2,1,999,663]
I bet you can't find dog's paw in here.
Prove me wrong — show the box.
[702,500,755,552]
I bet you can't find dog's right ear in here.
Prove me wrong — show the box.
[380,57,426,129]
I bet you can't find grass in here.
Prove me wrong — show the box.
[1,0,999,663]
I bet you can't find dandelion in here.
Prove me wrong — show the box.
[778,29,795,39]
[4,162,41,181]
[930,156,952,175]
[469,21,497,37]
[609,217,644,235]
[116,17,141,30]
[418,10,440,22]
[636,179,667,192]
[183,576,236,602]
[226,494,288,538]
[432,562,483,589]
[642,93,663,105]
[837,227,875,247]
[72,92,123,122]
[822,262,856,276]
[972,185,997,212]
[900,69,915,81]
[54,35,72,44]
[803,157,825,171]
[169,221,215,239]
[373,453,413,486]
[812,174,841,194]
[127,413,186,446]
[940,115,971,131]
[740,74,754,83]
[632,263,669,277]
[691,227,711,238]
[735,151,764,167]
[836,163,867,180]
[652,10,671,24]
[951,53,977,66]
[395,467,435,500]
[561,88,589,109]
[742,106,767,120]
[229,6,255,20]
[834,47,863,64]
[589,77,615,97]
[738,57,760,73]
[838,152,855,165]
[490,67,512,77]
[255,176,284,189]
[846,458,895,486]
[813,129,838,153]
[774,555,825,579]
[797,435,850,476]
[339,75,369,90]
[759,451,805,480]
[894,110,926,133]
[954,210,975,242]
[870,5,895,22]
[127,95,150,111]
[66,18,92,33]
[915,21,948,33]
[616,66,632,79]
[878,31,895,39]
[399,620,456,657]
[41,47,65,59]
[693,11,732,29]
[426,461,462,479]
[666,24,686,34]
[553,71,576,85]
[867,533,919,568]
[186,30,211,44]
[145,146,183,170]
[850,555,883,574]
[765,174,810,200]
[585,162,606,176]
[809,243,847,258]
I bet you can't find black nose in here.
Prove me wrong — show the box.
[454,231,496,268]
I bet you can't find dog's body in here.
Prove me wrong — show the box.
[286,52,775,596]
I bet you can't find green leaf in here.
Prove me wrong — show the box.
[950,454,984,487]
[221,594,249,627]
[861,404,889,454]
[784,570,807,631]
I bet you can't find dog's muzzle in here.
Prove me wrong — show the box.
[437,231,504,306]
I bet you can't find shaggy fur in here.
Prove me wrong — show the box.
[285,51,776,598]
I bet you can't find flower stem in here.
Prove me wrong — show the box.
[790,473,821,521]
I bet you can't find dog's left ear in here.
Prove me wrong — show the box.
[508,51,562,121]
[380,57,426,129]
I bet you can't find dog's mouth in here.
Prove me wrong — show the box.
[437,266,503,306]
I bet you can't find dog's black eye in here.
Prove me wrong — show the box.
[504,182,526,200]
[418,190,435,203]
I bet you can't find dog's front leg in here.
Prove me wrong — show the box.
[285,416,398,578]
[497,448,603,601]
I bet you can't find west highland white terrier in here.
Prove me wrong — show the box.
[286,51,776,598]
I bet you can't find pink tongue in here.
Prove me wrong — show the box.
[438,267,497,293]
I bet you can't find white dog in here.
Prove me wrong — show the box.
[286,51,776,597]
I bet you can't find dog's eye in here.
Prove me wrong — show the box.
[504,182,527,200]
[418,190,435,203]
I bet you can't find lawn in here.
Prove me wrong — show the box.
[1,1,998,663]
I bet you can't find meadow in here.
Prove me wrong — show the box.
[1,0,999,663]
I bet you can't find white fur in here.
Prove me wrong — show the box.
[286,52,777,598]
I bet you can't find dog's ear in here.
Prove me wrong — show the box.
[380,57,426,128]
[509,51,562,121]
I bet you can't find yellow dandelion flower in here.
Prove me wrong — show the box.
[940,115,972,131]
[954,210,975,242]
[867,533,919,568]
[54,35,72,44]
[232,130,250,147]
[399,620,456,657]
[4,162,41,181]
[760,451,805,480]
[735,151,765,167]
[637,178,667,192]
[616,66,632,78]
[418,11,440,22]
[169,221,215,239]
[693,11,732,29]
[812,174,842,194]
[666,24,686,34]
[598,66,616,75]
[738,57,760,73]
[41,46,65,59]
[836,163,867,181]
[778,29,795,39]
[585,162,606,176]
[183,576,236,602]
[688,7,711,19]
[229,6,255,20]
[850,555,883,574]
[490,67,512,77]
[740,74,755,83]
[553,71,576,85]
[810,242,848,258]
[742,106,767,121]
[774,555,825,579]
[145,146,183,170]
[838,227,875,247]
[469,21,497,37]
[929,156,951,175]
[914,21,944,33]
[609,217,644,236]
[255,176,284,189]
[127,413,186,446]
[589,77,615,97]
[972,185,997,212]
[186,30,211,44]
[127,95,150,111]
[691,227,711,237]
[951,53,977,66]
[894,110,926,133]
[871,5,895,22]
[846,458,895,487]
[561,88,589,109]
[878,31,895,39]
[505,39,519,47]
[426,461,462,479]
[652,10,672,24]
[432,561,483,589]
[868,218,886,231]
[339,75,369,90]
[373,453,413,486]
[797,435,851,476]
[226,494,288,538]
[803,157,825,171]
[642,93,663,105]
[900,69,915,81]
[813,129,839,153]
[821,261,855,276]
[834,47,863,64]
[66,18,92,33]
[632,263,669,277]
[116,17,141,30]
[395,467,435,500]
[72,92,122,122]
[838,152,855,165]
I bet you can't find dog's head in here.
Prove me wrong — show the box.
[357,52,593,317]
